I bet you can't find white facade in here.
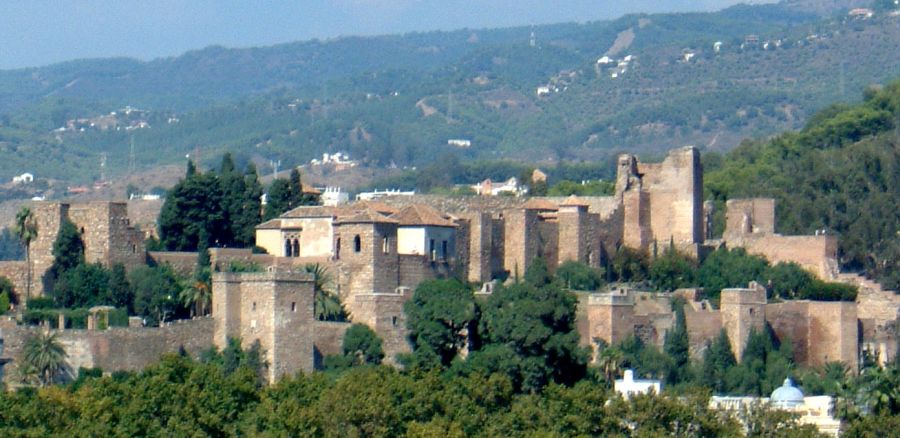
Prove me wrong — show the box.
[397,226,455,260]
[614,369,661,398]
[321,187,349,206]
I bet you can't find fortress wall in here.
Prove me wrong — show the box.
[634,313,674,348]
[503,209,538,279]
[0,318,215,386]
[148,251,198,277]
[622,190,650,250]
[684,306,722,360]
[351,290,412,364]
[724,198,776,239]
[721,285,767,362]
[398,255,439,290]
[28,202,67,297]
[807,301,858,372]
[461,212,492,283]
[639,148,703,246]
[490,217,505,279]
[0,261,28,305]
[558,206,589,265]
[313,321,350,368]
[537,219,558,270]
[734,235,838,280]
[766,301,812,365]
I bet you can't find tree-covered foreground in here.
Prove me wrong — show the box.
[5,266,900,436]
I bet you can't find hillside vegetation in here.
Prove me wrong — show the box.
[705,80,900,289]
[0,2,898,185]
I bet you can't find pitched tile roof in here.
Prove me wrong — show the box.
[390,204,457,227]
[521,198,559,211]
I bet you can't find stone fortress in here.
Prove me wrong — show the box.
[0,146,897,385]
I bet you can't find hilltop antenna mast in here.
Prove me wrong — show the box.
[447,87,453,123]
[128,136,135,174]
[530,27,536,48]
[839,61,846,98]
[99,153,107,182]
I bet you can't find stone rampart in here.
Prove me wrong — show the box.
[0,261,28,305]
[351,289,412,364]
[0,317,214,386]
[684,306,723,359]
[312,321,350,368]
[148,251,198,277]
[732,235,839,280]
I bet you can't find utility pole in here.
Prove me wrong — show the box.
[128,136,135,174]
[99,153,107,182]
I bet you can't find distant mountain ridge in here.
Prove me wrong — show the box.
[0,1,897,187]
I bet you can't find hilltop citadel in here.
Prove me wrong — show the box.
[0,146,896,385]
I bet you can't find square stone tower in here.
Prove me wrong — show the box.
[616,147,704,255]
[720,282,767,362]
[579,290,635,361]
[212,271,316,383]
[333,211,400,315]
[26,201,145,298]
[503,208,539,279]
[558,199,591,265]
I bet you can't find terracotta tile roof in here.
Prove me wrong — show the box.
[337,207,399,224]
[356,200,401,215]
[256,219,284,230]
[521,198,559,211]
[280,206,343,218]
[390,204,457,227]
[560,195,589,207]
[301,183,322,195]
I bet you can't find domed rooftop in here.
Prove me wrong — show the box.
[770,377,804,408]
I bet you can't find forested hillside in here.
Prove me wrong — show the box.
[0,2,898,185]
[705,80,900,289]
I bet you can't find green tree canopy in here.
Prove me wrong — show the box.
[404,279,476,368]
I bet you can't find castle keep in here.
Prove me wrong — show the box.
[0,146,896,384]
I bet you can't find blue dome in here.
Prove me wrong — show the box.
[770,378,804,408]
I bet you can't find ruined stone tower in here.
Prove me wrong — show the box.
[333,210,400,314]
[720,282,767,362]
[212,271,316,383]
[616,147,704,255]
[26,201,146,298]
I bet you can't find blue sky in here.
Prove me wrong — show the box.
[0,0,774,69]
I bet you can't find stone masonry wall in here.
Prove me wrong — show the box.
[733,235,839,280]
[312,321,350,369]
[720,283,767,362]
[0,317,214,386]
[503,209,538,280]
[558,206,589,265]
[808,301,858,372]
[148,251,198,277]
[537,218,558,271]
[0,261,29,306]
[351,289,413,365]
[213,271,316,383]
[684,306,722,360]
[638,146,703,247]
[28,202,67,297]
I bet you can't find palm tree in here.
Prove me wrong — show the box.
[597,345,624,384]
[179,280,211,317]
[21,331,68,386]
[304,263,346,321]
[14,207,37,302]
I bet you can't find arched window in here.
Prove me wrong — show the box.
[441,240,448,260]
[335,238,341,259]
[284,239,292,257]
[292,239,300,257]
[354,235,361,253]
